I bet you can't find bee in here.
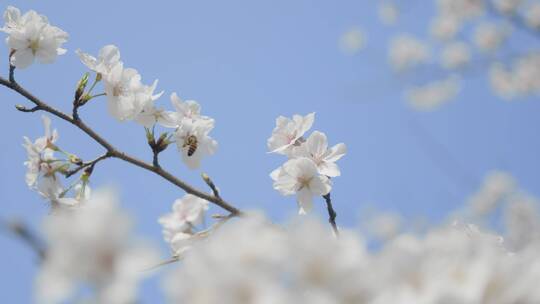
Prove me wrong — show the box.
[183,135,198,157]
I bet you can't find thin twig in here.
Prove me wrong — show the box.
[152,150,160,168]
[0,75,243,216]
[15,104,41,112]
[65,153,112,178]
[202,173,221,199]
[322,193,339,236]
[8,50,15,84]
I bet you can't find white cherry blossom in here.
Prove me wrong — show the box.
[271,157,331,214]
[170,92,207,121]
[175,118,218,169]
[1,6,68,69]
[76,44,121,76]
[293,131,346,177]
[103,63,144,121]
[132,80,169,127]
[267,112,315,155]
[23,116,62,190]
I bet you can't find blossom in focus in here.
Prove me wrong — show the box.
[22,116,91,208]
[103,63,147,121]
[158,194,209,255]
[23,116,62,195]
[271,157,331,214]
[169,92,213,125]
[293,131,346,177]
[76,45,121,76]
[175,118,218,169]
[1,6,68,69]
[133,81,172,128]
[35,189,159,304]
[267,112,315,155]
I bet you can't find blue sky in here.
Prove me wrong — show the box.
[1,1,539,302]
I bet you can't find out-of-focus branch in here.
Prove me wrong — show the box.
[1,218,46,260]
[0,69,243,217]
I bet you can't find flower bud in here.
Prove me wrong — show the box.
[155,132,171,153]
[145,127,155,147]
[75,72,90,102]
[68,154,83,166]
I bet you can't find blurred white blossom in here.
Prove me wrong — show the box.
[406,75,460,110]
[378,2,399,26]
[339,27,365,54]
[492,0,523,15]
[430,14,461,41]
[440,41,471,69]
[474,22,507,52]
[388,34,431,71]
[163,194,540,304]
[35,189,159,304]
[158,194,209,255]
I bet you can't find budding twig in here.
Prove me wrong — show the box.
[322,193,339,236]
[15,104,41,112]
[0,72,243,217]
[64,152,113,178]
[202,173,221,199]
[8,50,15,84]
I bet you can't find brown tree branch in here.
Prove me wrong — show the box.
[0,75,243,216]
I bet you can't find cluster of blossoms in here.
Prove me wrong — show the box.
[7,4,540,304]
[489,52,540,99]
[342,0,540,110]
[405,75,461,110]
[23,115,90,208]
[0,6,68,68]
[164,172,540,304]
[36,190,158,304]
[267,113,346,214]
[76,45,217,169]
